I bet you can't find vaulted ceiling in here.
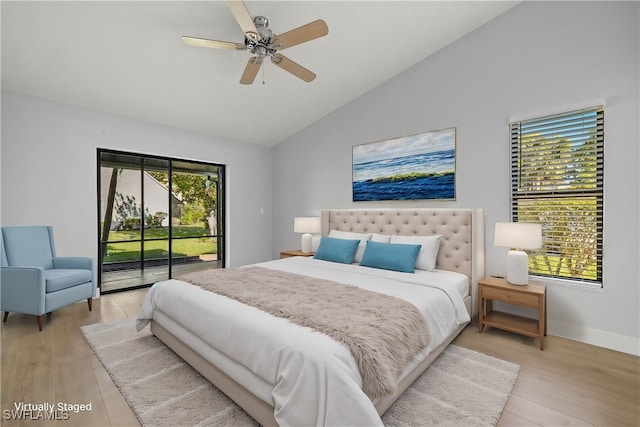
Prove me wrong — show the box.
[1,1,518,147]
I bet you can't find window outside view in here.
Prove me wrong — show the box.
[511,107,604,284]
[99,151,224,292]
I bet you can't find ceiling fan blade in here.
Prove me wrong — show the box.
[182,36,245,50]
[240,57,263,85]
[270,53,316,83]
[227,0,259,42]
[271,19,328,50]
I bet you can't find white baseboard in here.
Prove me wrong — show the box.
[549,319,640,356]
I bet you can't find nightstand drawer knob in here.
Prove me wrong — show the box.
[507,293,511,297]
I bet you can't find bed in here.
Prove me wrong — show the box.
[137,208,484,426]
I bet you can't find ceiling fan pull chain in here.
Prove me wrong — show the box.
[262,63,266,85]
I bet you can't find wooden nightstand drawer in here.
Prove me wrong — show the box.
[482,286,539,307]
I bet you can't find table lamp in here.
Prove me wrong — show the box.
[494,222,542,285]
[294,217,320,253]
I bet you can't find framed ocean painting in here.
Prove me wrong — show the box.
[352,127,456,201]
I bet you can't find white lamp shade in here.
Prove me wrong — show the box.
[494,222,542,250]
[294,217,320,234]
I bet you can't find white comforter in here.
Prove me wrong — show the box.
[137,257,470,426]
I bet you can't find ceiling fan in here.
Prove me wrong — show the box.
[182,0,329,85]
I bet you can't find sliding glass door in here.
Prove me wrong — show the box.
[98,150,225,293]
[169,160,224,277]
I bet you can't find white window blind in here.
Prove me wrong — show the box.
[509,106,604,285]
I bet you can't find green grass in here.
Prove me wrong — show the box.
[103,225,217,263]
[106,225,209,241]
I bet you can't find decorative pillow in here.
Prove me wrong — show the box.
[328,230,372,263]
[314,237,361,264]
[389,235,442,271]
[360,240,422,273]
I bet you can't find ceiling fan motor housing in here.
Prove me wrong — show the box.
[245,16,276,58]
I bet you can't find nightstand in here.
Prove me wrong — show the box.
[478,276,547,350]
[280,250,315,259]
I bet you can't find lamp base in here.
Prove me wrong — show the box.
[301,233,313,254]
[506,250,529,285]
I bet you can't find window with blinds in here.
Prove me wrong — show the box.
[509,106,604,285]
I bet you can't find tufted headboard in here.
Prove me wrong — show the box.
[320,208,485,315]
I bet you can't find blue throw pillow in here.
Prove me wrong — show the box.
[313,237,361,264]
[360,240,422,273]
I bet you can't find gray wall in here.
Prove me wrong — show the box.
[272,1,639,353]
[1,92,273,273]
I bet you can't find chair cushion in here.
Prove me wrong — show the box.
[44,269,92,293]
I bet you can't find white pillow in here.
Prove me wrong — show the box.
[389,235,442,271]
[371,233,391,243]
[328,230,372,263]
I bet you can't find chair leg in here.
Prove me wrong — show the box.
[87,298,93,311]
[4,312,45,331]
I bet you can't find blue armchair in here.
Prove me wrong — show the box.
[1,226,94,331]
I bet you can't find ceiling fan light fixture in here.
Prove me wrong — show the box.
[254,45,267,58]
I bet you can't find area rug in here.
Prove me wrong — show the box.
[82,319,519,427]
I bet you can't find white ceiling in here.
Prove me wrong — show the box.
[1,1,518,147]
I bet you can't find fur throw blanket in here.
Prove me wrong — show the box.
[179,266,430,398]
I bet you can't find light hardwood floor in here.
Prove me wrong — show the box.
[1,289,639,426]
